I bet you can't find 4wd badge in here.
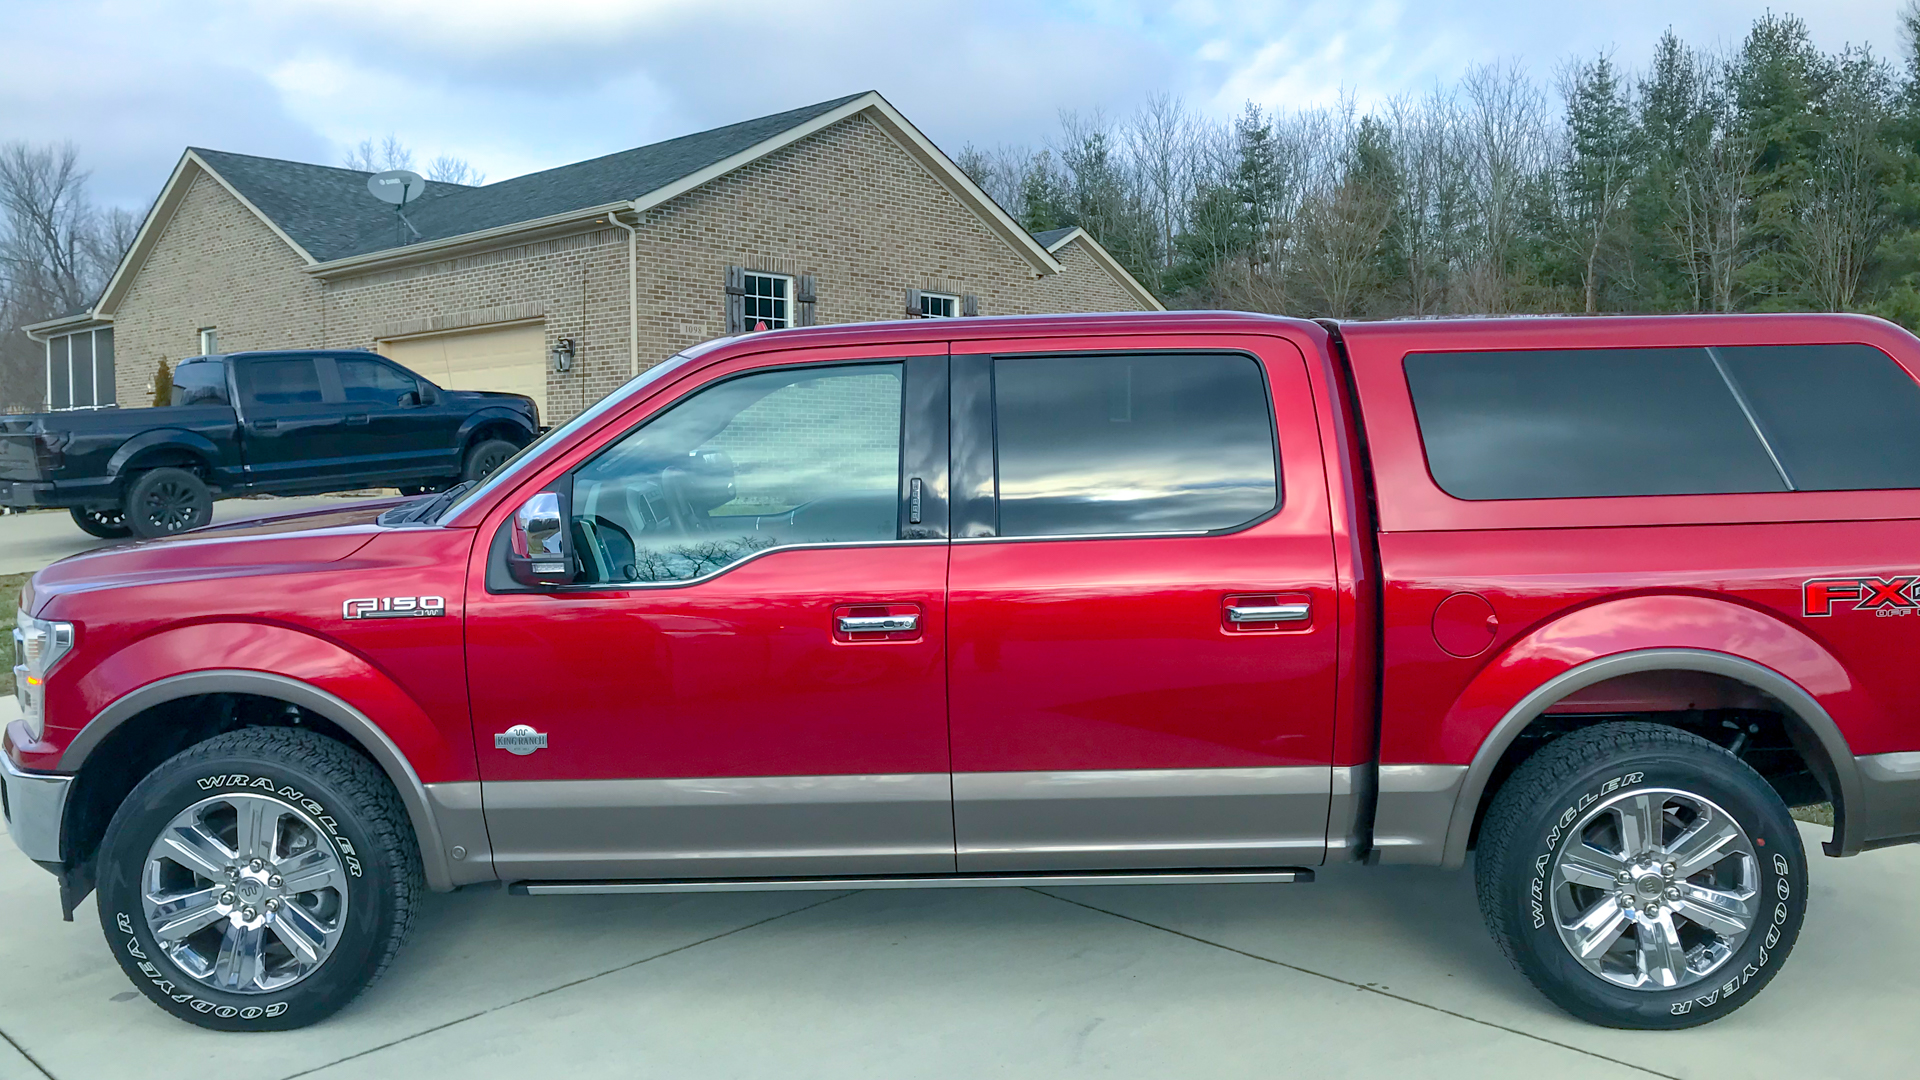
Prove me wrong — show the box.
[495,725,549,755]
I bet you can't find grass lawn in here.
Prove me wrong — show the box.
[0,572,26,698]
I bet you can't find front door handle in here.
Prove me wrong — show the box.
[344,412,369,425]
[837,614,919,634]
[1226,602,1310,625]
[251,418,278,431]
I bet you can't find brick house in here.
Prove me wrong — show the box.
[27,92,1159,424]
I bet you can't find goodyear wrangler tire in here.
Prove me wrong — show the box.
[1474,721,1806,1029]
[95,728,423,1031]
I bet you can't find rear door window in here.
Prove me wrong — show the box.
[170,360,230,406]
[244,358,324,406]
[991,352,1278,536]
[1406,344,1920,499]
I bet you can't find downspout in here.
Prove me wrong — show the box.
[604,203,641,376]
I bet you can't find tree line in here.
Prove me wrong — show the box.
[958,9,1920,323]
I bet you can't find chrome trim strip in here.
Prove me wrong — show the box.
[951,530,1211,544]
[1370,764,1467,865]
[952,767,1330,871]
[1444,649,1862,867]
[552,537,948,592]
[511,868,1314,895]
[482,774,957,880]
[1,750,72,864]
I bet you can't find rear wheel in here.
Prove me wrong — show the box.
[125,467,212,538]
[461,438,517,483]
[1475,722,1806,1029]
[95,728,422,1030]
[70,505,132,539]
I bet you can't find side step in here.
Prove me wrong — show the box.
[510,867,1313,896]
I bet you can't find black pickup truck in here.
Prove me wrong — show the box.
[0,349,539,538]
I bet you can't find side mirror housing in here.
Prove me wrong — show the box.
[398,389,421,407]
[506,490,572,586]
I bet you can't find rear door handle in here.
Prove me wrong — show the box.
[1226,602,1310,624]
[344,413,369,425]
[251,419,278,431]
[837,614,919,633]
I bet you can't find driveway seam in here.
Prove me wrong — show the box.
[275,891,856,1080]
[1029,888,1681,1080]
[0,1025,55,1080]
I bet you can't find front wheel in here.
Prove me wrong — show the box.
[95,728,422,1030]
[460,438,517,483]
[125,467,212,538]
[1475,721,1806,1029]
[70,505,132,538]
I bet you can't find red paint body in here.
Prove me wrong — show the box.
[14,311,1920,853]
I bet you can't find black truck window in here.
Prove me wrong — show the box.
[246,358,324,405]
[338,358,419,406]
[171,360,230,406]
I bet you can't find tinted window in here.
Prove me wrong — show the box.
[48,337,70,410]
[338,358,419,406]
[245,358,322,405]
[993,353,1278,536]
[1405,348,1787,500]
[1715,344,1920,491]
[171,360,230,406]
[570,364,903,583]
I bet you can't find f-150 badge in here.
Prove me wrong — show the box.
[342,596,447,620]
[495,725,548,755]
[1803,576,1919,617]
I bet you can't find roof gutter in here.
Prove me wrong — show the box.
[304,201,633,279]
[604,203,641,375]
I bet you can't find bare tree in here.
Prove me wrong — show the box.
[1787,47,1895,310]
[1460,62,1551,313]
[426,155,486,186]
[344,135,414,173]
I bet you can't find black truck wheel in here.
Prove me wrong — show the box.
[1475,721,1806,1029]
[71,505,133,539]
[126,467,212,538]
[95,728,423,1031]
[461,438,517,482]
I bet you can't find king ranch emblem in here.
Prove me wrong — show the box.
[1802,576,1920,618]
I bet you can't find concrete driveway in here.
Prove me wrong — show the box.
[1,797,1913,1080]
[0,495,393,577]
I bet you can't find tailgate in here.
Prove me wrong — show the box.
[0,432,42,482]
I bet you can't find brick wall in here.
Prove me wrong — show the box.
[110,111,1153,423]
[111,173,325,405]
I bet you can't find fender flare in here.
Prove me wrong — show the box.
[60,670,481,891]
[106,429,222,482]
[453,408,535,452]
[1441,648,1863,868]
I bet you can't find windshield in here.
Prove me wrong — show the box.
[437,351,703,524]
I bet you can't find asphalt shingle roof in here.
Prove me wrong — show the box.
[1030,227,1078,249]
[192,93,869,264]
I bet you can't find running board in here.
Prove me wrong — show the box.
[510,867,1313,896]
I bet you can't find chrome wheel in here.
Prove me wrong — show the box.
[140,793,350,994]
[1549,787,1759,991]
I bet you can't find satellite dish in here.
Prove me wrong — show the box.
[367,169,426,205]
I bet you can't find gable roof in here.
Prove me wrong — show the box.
[93,92,1069,315]
[1030,226,1166,311]
[1030,227,1078,250]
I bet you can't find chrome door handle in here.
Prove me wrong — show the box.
[837,614,919,633]
[1226,602,1310,624]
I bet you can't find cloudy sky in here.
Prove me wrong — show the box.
[0,0,1903,209]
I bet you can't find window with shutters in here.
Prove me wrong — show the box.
[919,292,958,318]
[742,272,792,331]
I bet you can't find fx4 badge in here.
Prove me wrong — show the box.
[495,725,548,755]
[342,596,447,620]
[1803,576,1920,618]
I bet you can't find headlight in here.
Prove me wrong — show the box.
[12,609,73,741]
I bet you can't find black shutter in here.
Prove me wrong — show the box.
[905,288,924,318]
[962,294,979,317]
[796,273,817,327]
[724,265,746,334]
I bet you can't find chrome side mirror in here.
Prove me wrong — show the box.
[507,490,572,586]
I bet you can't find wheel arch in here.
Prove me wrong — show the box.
[455,409,535,454]
[59,669,482,893]
[106,429,220,483]
[1443,647,1862,869]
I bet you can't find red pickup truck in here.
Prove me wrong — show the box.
[7,312,1920,1032]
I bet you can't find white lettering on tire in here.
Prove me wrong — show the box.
[115,912,289,1020]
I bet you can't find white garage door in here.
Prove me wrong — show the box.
[382,321,547,418]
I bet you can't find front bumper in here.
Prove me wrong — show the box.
[1852,752,1920,851]
[0,746,71,865]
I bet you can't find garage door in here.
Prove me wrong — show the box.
[382,321,547,418]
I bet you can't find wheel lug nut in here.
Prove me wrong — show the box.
[226,867,239,880]
[268,875,283,889]
[1666,887,1680,900]
[241,906,257,920]
[264,898,281,913]
[1617,871,1631,882]
[249,858,264,871]
[220,891,236,905]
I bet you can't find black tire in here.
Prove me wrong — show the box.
[1475,721,1806,1029]
[70,505,132,539]
[460,438,517,483]
[125,467,212,539]
[95,728,423,1031]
